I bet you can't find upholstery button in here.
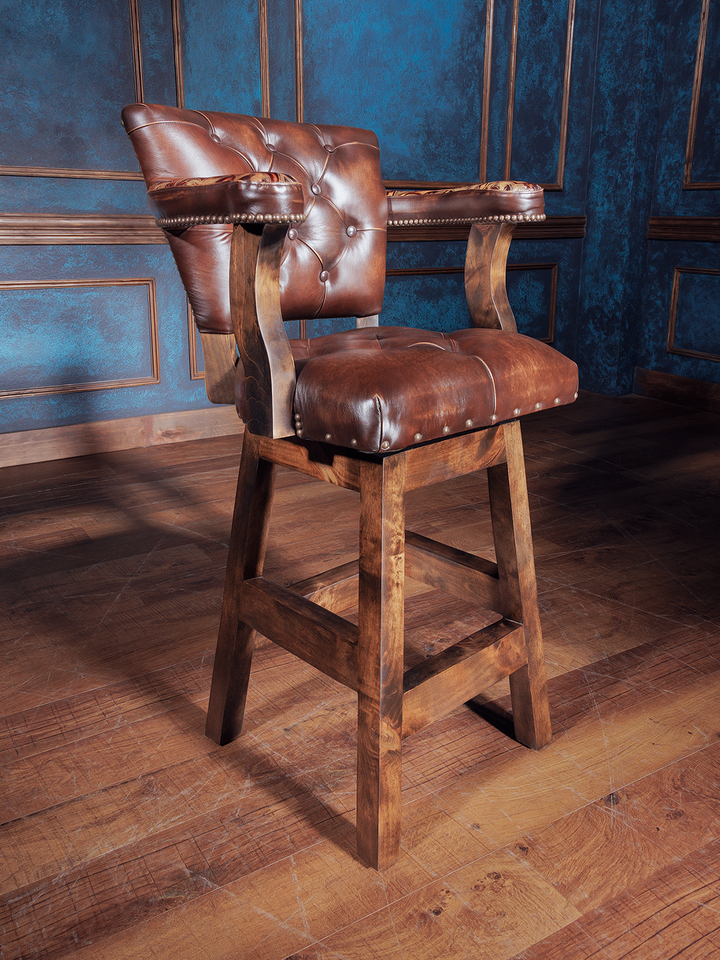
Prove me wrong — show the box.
[210,134,221,143]
[414,433,422,443]
[465,419,472,428]
[288,228,298,240]
[311,184,321,195]
[513,407,521,416]
[380,440,390,450]
[325,433,332,441]
[346,225,357,237]
[267,143,275,151]
[319,270,329,282]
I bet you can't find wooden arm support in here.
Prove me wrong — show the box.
[230,222,297,438]
[464,221,518,332]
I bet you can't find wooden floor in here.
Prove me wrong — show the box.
[2,392,720,959]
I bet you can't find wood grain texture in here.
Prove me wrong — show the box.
[199,332,237,404]
[2,393,720,958]
[465,222,518,331]
[205,430,275,744]
[356,454,407,868]
[0,405,243,468]
[488,420,552,749]
[230,224,296,439]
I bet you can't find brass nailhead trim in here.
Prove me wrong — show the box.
[157,212,307,228]
[386,213,546,227]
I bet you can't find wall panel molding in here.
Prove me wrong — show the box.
[172,0,186,108]
[0,166,143,180]
[479,0,495,182]
[501,0,576,191]
[647,217,720,242]
[0,214,165,245]
[129,0,145,103]
[259,0,271,116]
[503,0,521,182]
[666,265,720,362]
[683,0,719,190]
[294,0,305,121]
[0,278,160,398]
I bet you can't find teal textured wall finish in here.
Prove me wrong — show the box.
[1,0,719,439]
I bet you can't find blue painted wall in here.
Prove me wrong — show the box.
[1,0,718,438]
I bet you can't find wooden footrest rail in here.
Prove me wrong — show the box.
[243,569,526,739]
[402,618,525,737]
[289,529,501,615]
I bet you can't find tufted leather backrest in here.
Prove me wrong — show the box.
[122,103,388,335]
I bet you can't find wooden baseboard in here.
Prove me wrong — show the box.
[633,367,720,415]
[0,405,244,468]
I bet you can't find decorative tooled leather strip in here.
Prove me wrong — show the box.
[153,172,298,189]
[386,180,541,197]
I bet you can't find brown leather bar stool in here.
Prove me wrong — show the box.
[122,103,578,869]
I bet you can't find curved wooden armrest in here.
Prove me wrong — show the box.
[386,180,545,227]
[147,172,306,229]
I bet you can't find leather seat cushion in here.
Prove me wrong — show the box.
[290,326,579,453]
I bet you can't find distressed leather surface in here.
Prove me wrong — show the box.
[387,181,545,225]
[285,326,578,453]
[122,103,388,333]
[147,172,305,227]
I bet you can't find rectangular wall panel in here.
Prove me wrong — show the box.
[667,267,720,360]
[0,0,139,174]
[180,0,262,114]
[0,280,159,396]
[0,244,212,434]
[301,0,484,182]
[638,240,720,385]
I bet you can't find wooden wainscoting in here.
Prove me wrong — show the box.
[634,366,720,415]
[0,406,243,468]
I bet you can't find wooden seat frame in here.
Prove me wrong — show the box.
[204,220,551,870]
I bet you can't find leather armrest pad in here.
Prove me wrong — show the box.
[148,172,306,228]
[386,180,545,226]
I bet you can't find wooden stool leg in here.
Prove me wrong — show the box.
[487,420,552,750]
[356,455,406,869]
[205,431,276,745]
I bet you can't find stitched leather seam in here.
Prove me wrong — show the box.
[375,394,384,451]
[472,355,497,417]
[332,140,381,154]
[124,118,202,136]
